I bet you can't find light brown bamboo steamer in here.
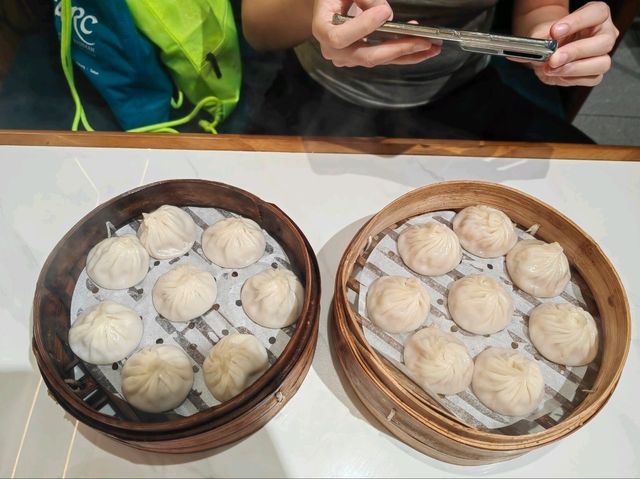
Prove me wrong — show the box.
[332,180,631,465]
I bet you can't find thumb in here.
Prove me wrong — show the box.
[353,0,393,20]
[550,2,610,40]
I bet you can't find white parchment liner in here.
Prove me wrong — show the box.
[70,206,297,417]
[348,210,602,435]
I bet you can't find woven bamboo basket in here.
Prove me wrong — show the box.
[32,179,320,453]
[332,180,630,465]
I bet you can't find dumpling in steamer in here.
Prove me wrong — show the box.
[472,347,544,417]
[68,301,143,365]
[452,205,518,258]
[241,269,304,329]
[137,205,197,260]
[203,334,269,402]
[121,345,194,413]
[398,222,462,276]
[366,276,430,334]
[403,327,474,395]
[152,264,217,322]
[506,239,570,298]
[86,235,149,290]
[447,274,514,335]
[202,217,266,268]
[529,303,599,366]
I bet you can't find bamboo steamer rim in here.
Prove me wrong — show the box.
[32,179,320,436]
[334,180,631,451]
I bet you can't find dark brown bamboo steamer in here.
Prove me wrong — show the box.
[332,180,630,465]
[32,179,320,452]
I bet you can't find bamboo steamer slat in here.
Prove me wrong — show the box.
[332,180,630,464]
[32,179,321,452]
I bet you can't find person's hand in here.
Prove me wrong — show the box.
[527,2,619,87]
[312,0,440,68]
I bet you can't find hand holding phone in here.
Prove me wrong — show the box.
[311,1,441,68]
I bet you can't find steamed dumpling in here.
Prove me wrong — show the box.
[68,301,143,365]
[472,347,544,417]
[121,345,194,413]
[403,327,474,395]
[506,239,570,297]
[529,303,599,366]
[447,274,514,335]
[86,235,149,289]
[241,269,303,329]
[452,205,518,258]
[203,334,269,402]
[202,217,266,268]
[366,276,430,334]
[137,205,197,259]
[398,222,462,276]
[152,264,217,322]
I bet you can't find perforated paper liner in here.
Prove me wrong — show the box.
[70,206,297,418]
[347,210,601,435]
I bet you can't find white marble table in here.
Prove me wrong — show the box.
[1,143,638,478]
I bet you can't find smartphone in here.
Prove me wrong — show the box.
[332,14,557,62]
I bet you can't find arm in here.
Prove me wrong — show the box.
[241,0,314,51]
[241,0,439,67]
[513,0,619,87]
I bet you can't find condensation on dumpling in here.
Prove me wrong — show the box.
[403,326,474,395]
[121,345,194,413]
[506,239,571,298]
[86,235,150,290]
[241,269,303,329]
[397,222,461,276]
[472,347,544,417]
[529,303,599,366]
[68,300,143,365]
[137,205,197,260]
[201,217,266,268]
[152,264,217,322]
[366,276,431,334]
[203,334,269,402]
[447,274,514,335]
[452,205,518,258]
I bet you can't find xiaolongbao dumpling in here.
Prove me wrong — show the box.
[121,345,194,413]
[366,276,430,334]
[203,334,269,402]
[529,303,598,366]
[472,347,544,417]
[506,239,570,298]
[137,205,197,259]
[403,327,474,395]
[68,301,143,365]
[241,269,303,329]
[452,205,517,258]
[398,222,462,276]
[86,235,149,289]
[447,274,514,335]
[152,264,217,322]
[202,217,266,268]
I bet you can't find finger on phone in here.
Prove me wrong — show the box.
[386,45,441,65]
[547,33,614,68]
[550,2,610,39]
[545,54,611,76]
[349,37,433,67]
[321,5,392,49]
